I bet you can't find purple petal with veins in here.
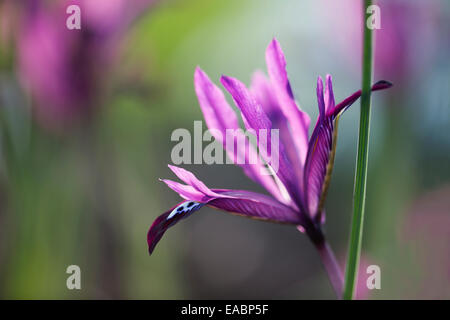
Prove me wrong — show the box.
[208,189,302,225]
[160,179,207,202]
[327,80,392,118]
[324,74,335,113]
[303,76,333,218]
[250,71,304,188]
[194,67,285,204]
[168,164,219,198]
[265,38,310,166]
[148,166,304,254]
[304,77,392,220]
[220,75,304,209]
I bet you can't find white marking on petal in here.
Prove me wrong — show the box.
[167,201,203,220]
[267,164,292,204]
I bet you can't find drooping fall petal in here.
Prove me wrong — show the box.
[148,166,304,254]
[165,165,301,224]
[148,200,204,254]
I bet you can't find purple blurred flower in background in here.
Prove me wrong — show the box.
[374,1,438,84]
[147,39,391,296]
[15,0,156,129]
[400,186,450,299]
[324,0,438,85]
[0,0,18,50]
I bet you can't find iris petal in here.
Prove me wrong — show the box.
[265,38,310,166]
[194,67,286,204]
[250,71,304,192]
[147,200,204,254]
[220,75,304,211]
[148,166,305,254]
[304,78,393,221]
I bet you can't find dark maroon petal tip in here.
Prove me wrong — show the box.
[372,80,393,91]
[147,212,172,255]
[328,80,393,118]
[147,201,204,255]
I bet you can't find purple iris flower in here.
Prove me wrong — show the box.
[148,39,391,295]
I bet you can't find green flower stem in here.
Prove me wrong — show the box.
[343,0,374,300]
[315,238,344,299]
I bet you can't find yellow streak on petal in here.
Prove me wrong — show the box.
[317,114,341,219]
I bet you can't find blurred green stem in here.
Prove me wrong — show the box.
[343,0,374,300]
[81,118,123,298]
[315,237,343,298]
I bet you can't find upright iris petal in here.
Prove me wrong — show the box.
[324,74,335,113]
[250,71,305,199]
[220,75,303,209]
[194,67,287,205]
[304,76,336,220]
[265,39,311,166]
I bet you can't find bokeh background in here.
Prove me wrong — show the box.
[0,0,449,299]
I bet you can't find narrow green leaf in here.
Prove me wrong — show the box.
[343,0,374,300]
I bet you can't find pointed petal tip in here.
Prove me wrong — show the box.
[326,74,333,88]
[270,37,279,46]
[147,215,171,256]
[167,164,186,177]
[317,75,324,85]
[267,38,283,58]
[194,67,217,90]
[316,75,324,93]
[220,74,230,82]
[375,80,393,87]
[324,74,335,112]
[372,80,393,91]
[147,212,169,256]
[316,76,325,116]
[194,66,207,81]
[220,74,237,89]
[167,164,183,174]
[167,164,177,174]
